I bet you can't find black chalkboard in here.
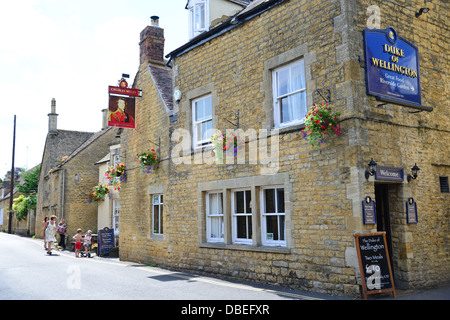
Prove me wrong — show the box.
[354,233,396,299]
[98,227,115,256]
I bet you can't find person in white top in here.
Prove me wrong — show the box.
[83,230,92,257]
[45,216,57,255]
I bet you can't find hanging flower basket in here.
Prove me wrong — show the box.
[135,148,159,173]
[105,163,127,182]
[302,103,341,149]
[211,131,245,163]
[88,184,110,203]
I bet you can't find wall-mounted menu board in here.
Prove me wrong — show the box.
[354,232,396,299]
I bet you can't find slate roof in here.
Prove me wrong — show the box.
[55,127,113,168]
[148,65,173,112]
[41,130,95,174]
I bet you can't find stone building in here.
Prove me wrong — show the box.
[95,138,121,241]
[35,99,116,242]
[118,0,449,298]
[0,168,31,234]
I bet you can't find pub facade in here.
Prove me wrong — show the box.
[118,0,449,297]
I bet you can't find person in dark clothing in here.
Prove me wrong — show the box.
[57,218,67,250]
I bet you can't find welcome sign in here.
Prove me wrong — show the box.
[363,27,432,111]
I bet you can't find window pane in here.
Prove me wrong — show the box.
[195,3,205,30]
[194,96,211,122]
[277,68,290,96]
[265,189,275,213]
[210,216,223,239]
[235,191,244,213]
[195,99,204,121]
[160,205,163,234]
[237,216,252,239]
[277,188,285,213]
[280,96,292,123]
[266,215,285,241]
[280,92,306,124]
[153,205,159,233]
[291,61,305,91]
[210,193,218,214]
[209,193,223,215]
[237,216,246,238]
[245,190,252,213]
[279,215,285,240]
[266,215,278,240]
[217,193,223,214]
[204,96,212,118]
[202,120,212,140]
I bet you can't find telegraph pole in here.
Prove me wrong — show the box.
[8,115,16,234]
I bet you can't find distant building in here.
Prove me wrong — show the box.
[0,166,37,235]
[35,99,116,242]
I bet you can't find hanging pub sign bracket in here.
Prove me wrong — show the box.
[363,27,433,112]
[315,89,331,104]
[108,78,142,97]
[225,109,240,129]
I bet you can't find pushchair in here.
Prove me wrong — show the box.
[80,243,91,258]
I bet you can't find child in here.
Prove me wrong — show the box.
[72,229,83,258]
[83,230,92,258]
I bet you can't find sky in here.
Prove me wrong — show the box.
[0,0,189,179]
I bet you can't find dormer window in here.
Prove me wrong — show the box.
[187,0,209,39]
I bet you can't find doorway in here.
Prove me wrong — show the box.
[375,184,395,281]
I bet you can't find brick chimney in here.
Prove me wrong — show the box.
[139,16,165,65]
[48,98,58,134]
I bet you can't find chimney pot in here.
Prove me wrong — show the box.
[48,98,58,133]
[150,16,159,26]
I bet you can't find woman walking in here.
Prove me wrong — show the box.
[42,217,49,251]
[45,216,57,255]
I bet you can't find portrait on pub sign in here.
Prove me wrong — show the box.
[108,95,136,129]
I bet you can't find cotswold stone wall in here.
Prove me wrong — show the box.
[118,61,172,266]
[355,0,450,289]
[119,0,449,297]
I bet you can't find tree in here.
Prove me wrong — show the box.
[12,166,40,221]
[17,166,39,194]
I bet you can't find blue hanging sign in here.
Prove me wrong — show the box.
[98,227,115,256]
[363,27,432,112]
[362,196,377,225]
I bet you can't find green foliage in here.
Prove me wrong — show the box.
[12,195,37,221]
[17,166,40,194]
[12,166,40,221]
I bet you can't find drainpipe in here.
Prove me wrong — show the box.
[61,169,65,219]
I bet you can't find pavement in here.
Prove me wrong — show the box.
[374,284,450,300]
[18,235,450,300]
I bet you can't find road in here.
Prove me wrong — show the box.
[0,232,342,305]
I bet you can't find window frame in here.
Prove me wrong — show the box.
[152,194,164,235]
[112,199,120,235]
[188,0,209,39]
[206,191,224,243]
[192,94,213,149]
[272,59,307,129]
[260,187,286,247]
[231,189,253,245]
